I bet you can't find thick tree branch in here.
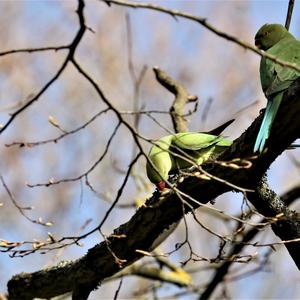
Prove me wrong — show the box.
[7,79,300,299]
[281,185,300,203]
[247,179,300,268]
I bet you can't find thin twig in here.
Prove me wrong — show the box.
[5,108,110,148]
[113,278,123,300]
[0,45,69,57]
[105,0,300,72]
[0,176,52,226]
[285,0,294,30]
[27,121,121,187]
[0,0,86,135]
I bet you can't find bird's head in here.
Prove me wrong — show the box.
[146,160,169,191]
[146,140,173,192]
[255,23,293,50]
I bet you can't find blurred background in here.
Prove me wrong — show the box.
[0,0,299,298]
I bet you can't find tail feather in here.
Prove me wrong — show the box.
[206,119,235,135]
[254,93,282,153]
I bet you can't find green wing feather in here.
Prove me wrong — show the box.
[261,38,300,96]
[171,132,231,168]
[171,132,223,150]
[254,33,300,152]
[146,132,232,186]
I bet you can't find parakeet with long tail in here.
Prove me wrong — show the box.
[254,23,300,153]
[146,120,233,191]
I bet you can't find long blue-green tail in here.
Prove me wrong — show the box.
[254,93,282,153]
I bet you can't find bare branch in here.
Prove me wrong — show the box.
[200,183,300,300]
[0,45,69,56]
[285,0,295,30]
[7,79,300,299]
[246,178,300,268]
[27,121,121,187]
[0,0,87,135]
[5,108,110,148]
[0,176,52,226]
[153,67,197,133]
[104,0,300,73]
[70,58,147,154]
[281,185,300,203]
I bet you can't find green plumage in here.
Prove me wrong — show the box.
[146,132,232,190]
[254,24,300,152]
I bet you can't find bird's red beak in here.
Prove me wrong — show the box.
[255,39,262,49]
[157,181,166,191]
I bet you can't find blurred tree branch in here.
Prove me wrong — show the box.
[7,76,300,299]
[281,185,300,203]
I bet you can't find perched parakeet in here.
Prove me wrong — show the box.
[146,130,232,191]
[254,23,300,153]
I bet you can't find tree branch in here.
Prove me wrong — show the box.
[285,0,295,30]
[0,0,86,135]
[7,76,300,299]
[247,178,300,268]
[153,67,197,133]
[200,183,300,300]
[104,0,300,73]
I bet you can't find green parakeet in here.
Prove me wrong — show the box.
[146,123,233,190]
[254,23,300,153]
